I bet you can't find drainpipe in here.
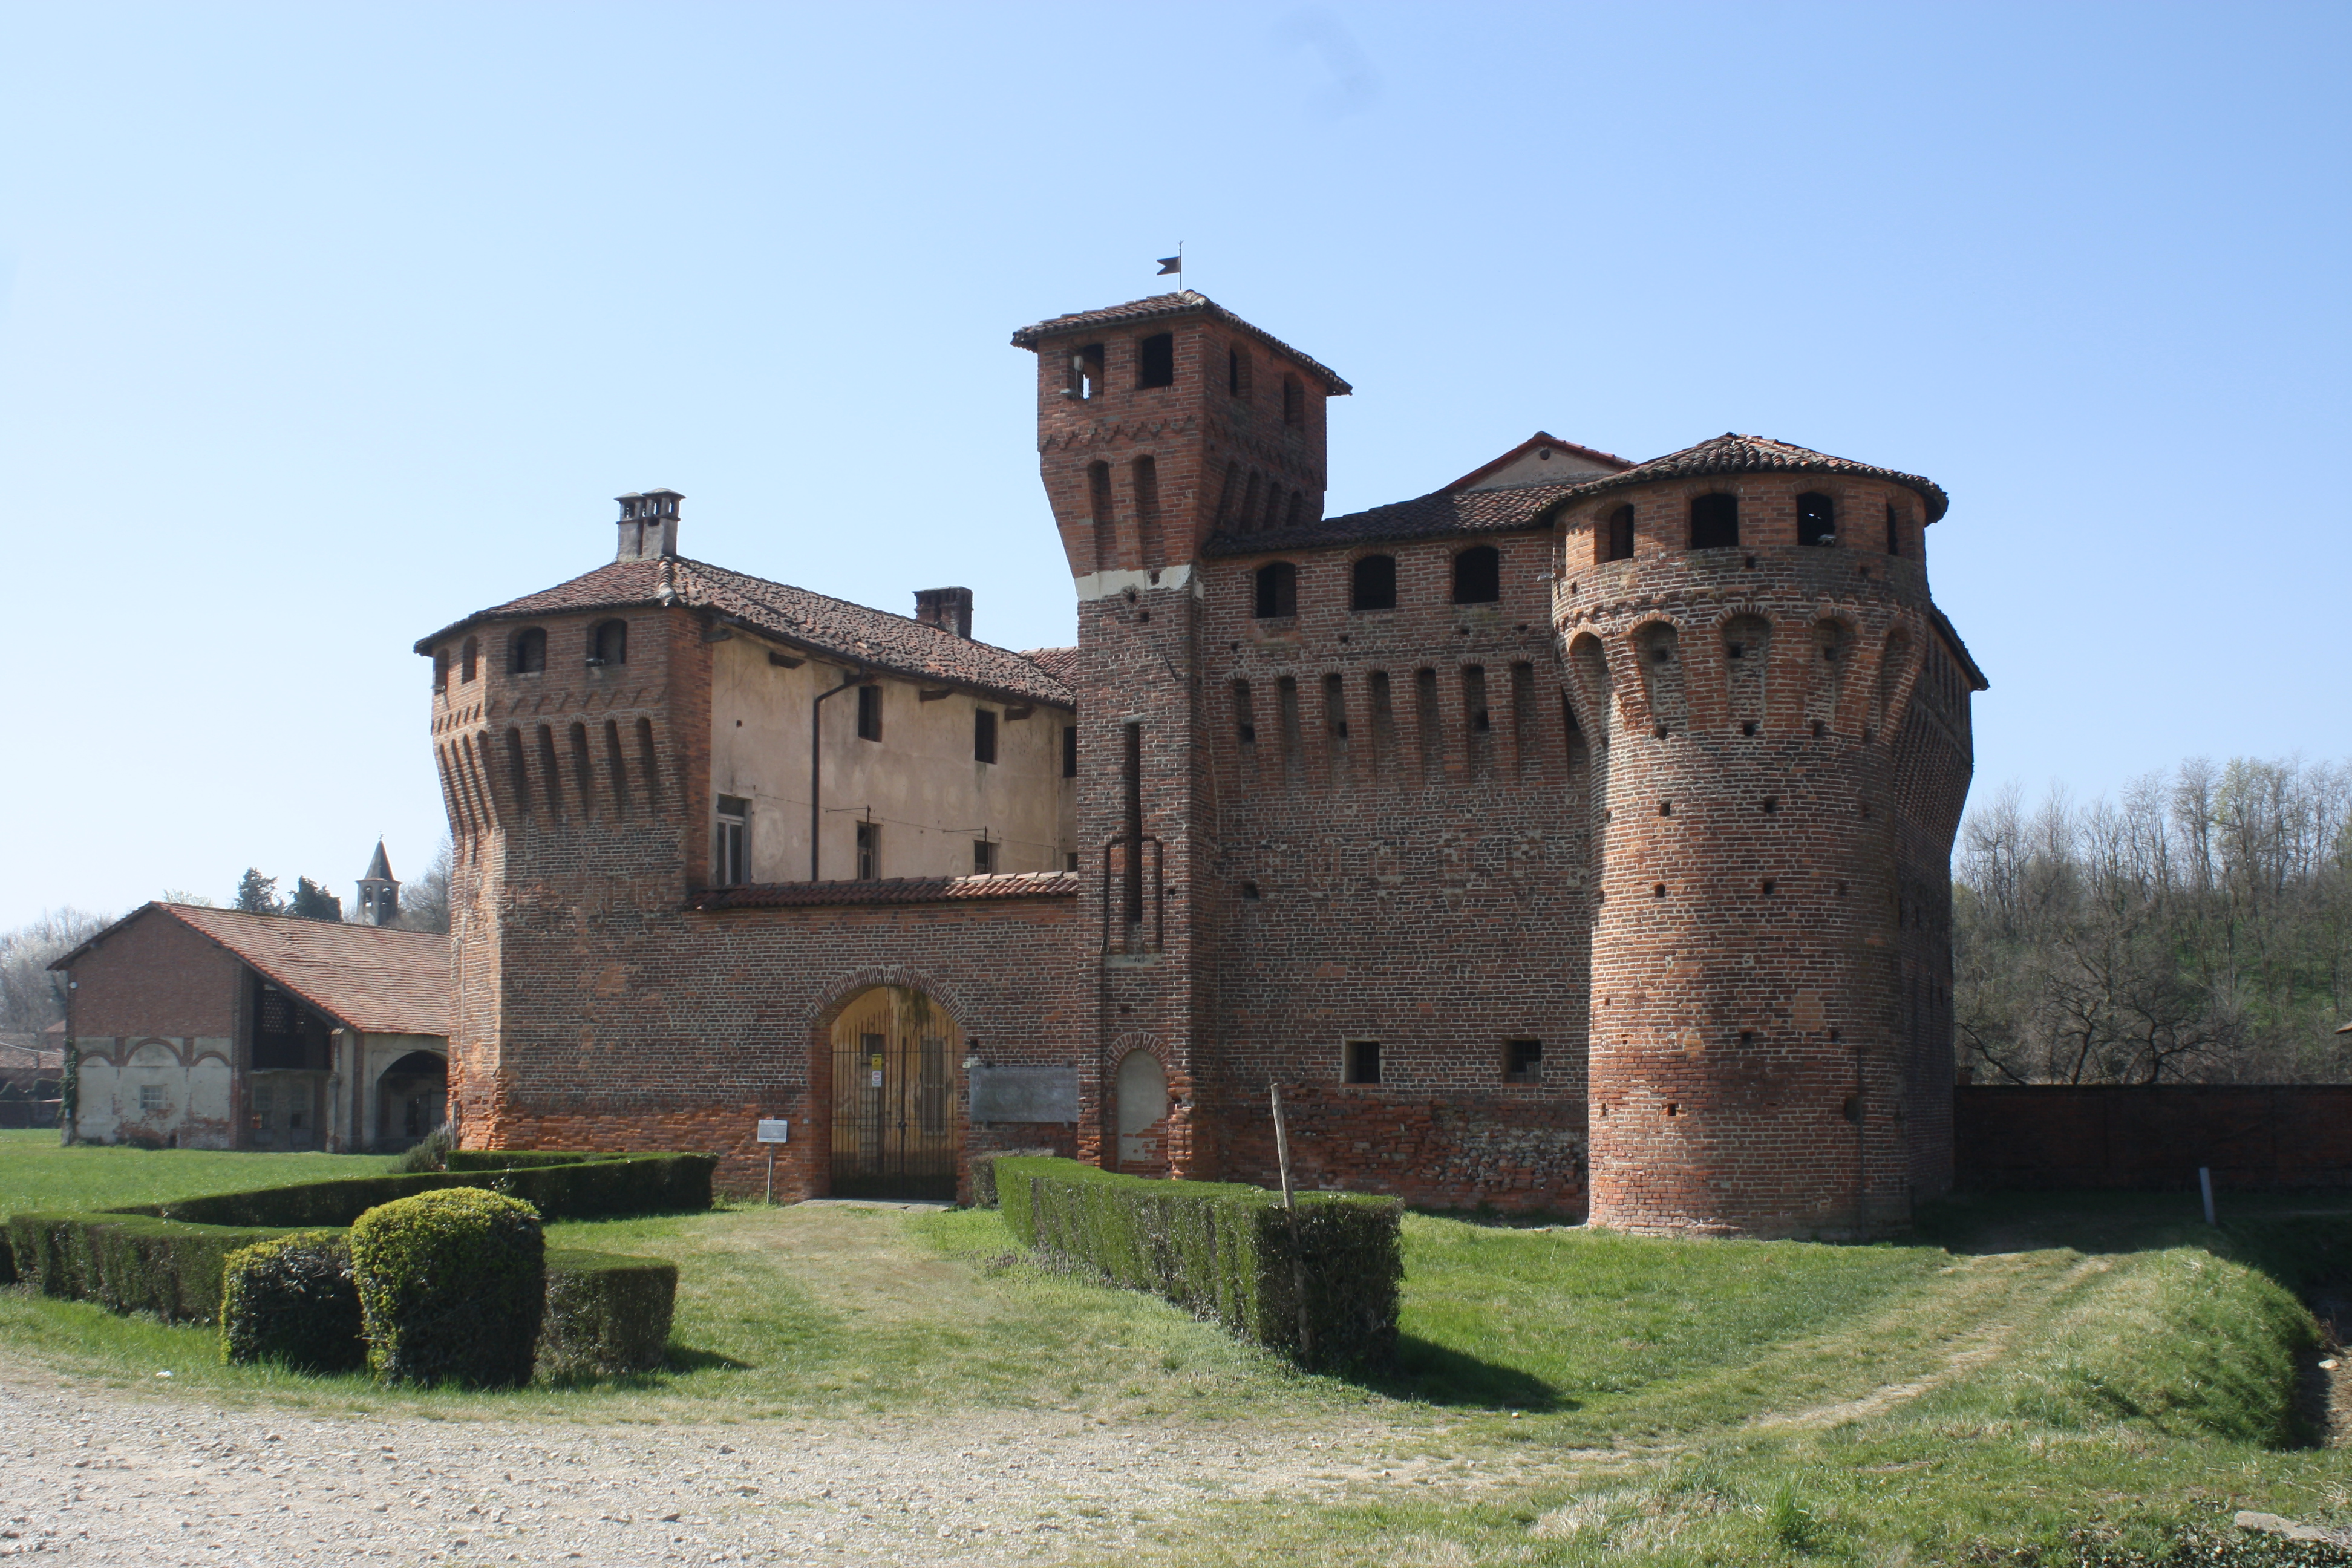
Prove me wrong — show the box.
[811,668,866,880]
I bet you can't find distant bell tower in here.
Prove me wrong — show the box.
[356,840,401,927]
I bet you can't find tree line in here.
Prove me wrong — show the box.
[1955,756,2352,1085]
[0,841,453,1035]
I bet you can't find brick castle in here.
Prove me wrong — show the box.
[416,291,1983,1238]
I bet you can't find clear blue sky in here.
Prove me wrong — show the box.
[2,2,2346,929]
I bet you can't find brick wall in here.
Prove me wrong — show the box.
[1954,1085,2352,1192]
[1558,474,1973,1238]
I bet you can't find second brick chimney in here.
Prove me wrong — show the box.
[913,586,973,639]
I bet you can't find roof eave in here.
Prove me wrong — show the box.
[1011,295,1353,396]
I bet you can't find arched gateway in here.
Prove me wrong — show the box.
[826,986,962,1200]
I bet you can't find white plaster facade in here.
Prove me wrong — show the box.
[708,635,1077,884]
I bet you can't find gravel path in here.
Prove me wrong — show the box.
[0,1358,1446,1566]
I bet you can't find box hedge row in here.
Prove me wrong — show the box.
[129,1152,715,1229]
[7,1210,303,1324]
[351,1187,546,1388]
[219,1230,365,1372]
[536,1248,679,1380]
[995,1156,1402,1372]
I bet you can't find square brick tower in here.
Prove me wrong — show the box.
[1011,294,1350,1174]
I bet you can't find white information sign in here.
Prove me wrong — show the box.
[756,1119,790,1144]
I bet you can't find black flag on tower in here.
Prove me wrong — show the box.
[1155,256,1181,275]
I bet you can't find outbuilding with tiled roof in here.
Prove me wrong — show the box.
[52,903,452,1152]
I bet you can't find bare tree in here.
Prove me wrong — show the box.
[396,838,454,935]
[0,910,113,1034]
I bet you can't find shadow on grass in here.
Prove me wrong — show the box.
[664,1344,752,1373]
[1348,1333,1572,1413]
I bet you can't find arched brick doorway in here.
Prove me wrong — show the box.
[826,986,962,1200]
[376,1050,448,1148]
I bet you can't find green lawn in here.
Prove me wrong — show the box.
[1,1135,2344,1563]
[0,1127,399,1213]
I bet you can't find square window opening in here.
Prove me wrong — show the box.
[1503,1039,1543,1084]
[1342,1039,1382,1086]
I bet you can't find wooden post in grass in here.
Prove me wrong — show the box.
[2200,1165,2216,1226]
[1269,1082,1314,1367]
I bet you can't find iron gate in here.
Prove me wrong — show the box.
[830,1018,956,1201]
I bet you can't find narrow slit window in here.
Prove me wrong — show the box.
[636,717,664,805]
[1884,501,1903,555]
[1088,461,1116,572]
[1227,344,1252,398]
[857,684,883,742]
[604,719,632,815]
[1063,724,1078,777]
[1797,492,1835,548]
[855,820,879,880]
[1343,1039,1382,1085]
[1324,673,1348,739]
[1689,494,1739,549]
[1452,545,1500,604]
[1137,332,1174,389]
[1282,374,1305,427]
[1131,455,1161,569]
[1122,722,1145,923]
[973,708,998,765]
[537,725,565,814]
[1463,665,1491,733]
[1351,554,1396,611]
[1368,670,1396,762]
[1232,680,1258,746]
[1414,667,1441,777]
[1254,560,1298,618]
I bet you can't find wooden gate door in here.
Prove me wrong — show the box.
[828,987,958,1200]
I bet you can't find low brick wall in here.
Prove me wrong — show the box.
[1953,1085,2352,1192]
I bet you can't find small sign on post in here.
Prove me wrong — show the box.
[757,1119,789,1205]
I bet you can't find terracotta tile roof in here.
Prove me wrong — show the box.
[1203,479,1589,557]
[54,904,452,1037]
[689,872,1080,910]
[1019,646,1082,685]
[417,557,1074,710]
[1010,291,1352,395]
[1205,432,1951,557]
[0,1037,64,1074]
[1578,433,1949,522]
[1444,431,1633,492]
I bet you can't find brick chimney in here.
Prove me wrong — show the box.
[913,586,973,639]
[616,489,682,562]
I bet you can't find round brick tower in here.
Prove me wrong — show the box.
[1554,436,1982,1238]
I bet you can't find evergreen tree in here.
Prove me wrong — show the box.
[232,869,279,914]
[288,877,342,923]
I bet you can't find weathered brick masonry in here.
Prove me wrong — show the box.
[417,290,1986,1233]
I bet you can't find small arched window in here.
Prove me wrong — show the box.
[1884,501,1903,556]
[1227,345,1252,399]
[1689,494,1739,550]
[1452,545,1500,604]
[1254,561,1298,619]
[1604,504,1635,563]
[1797,492,1835,547]
[432,650,450,693]
[459,636,478,682]
[511,627,547,675]
[1351,554,1397,611]
[590,619,627,667]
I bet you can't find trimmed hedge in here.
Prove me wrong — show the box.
[7,1210,299,1324]
[139,1153,716,1229]
[220,1231,364,1372]
[969,1149,1058,1210]
[351,1188,545,1388]
[537,1248,679,1380]
[996,1157,1402,1372]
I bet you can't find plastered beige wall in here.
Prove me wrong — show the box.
[708,636,1076,882]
